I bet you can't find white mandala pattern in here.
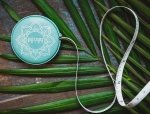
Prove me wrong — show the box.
[16,23,56,60]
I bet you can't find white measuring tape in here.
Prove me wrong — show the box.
[73,6,150,113]
[61,36,116,113]
[7,4,149,113]
[106,6,150,108]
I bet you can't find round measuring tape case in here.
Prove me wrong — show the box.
[11,15,61,65]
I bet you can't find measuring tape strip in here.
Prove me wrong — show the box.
[61,36,116,113]
[100,6,150,108]
[74,6,150,113]
[68,35,116,113]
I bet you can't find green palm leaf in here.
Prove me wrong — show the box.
[95,0,150,49]
[109,66,150,114]
[0,35,10,42]
[78,0,99,47]
[79,0,112,64]
[0,66,107,76]
[0,0,21,21]
[0,54,99,63]
[126,0,150,19]
[108,46,147,84]
[103,35,150,77]
[64,0,97,56]
[0,76,112,93]
[113,27,150,60]
[0,91,115,114]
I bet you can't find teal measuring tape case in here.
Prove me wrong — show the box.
[11,15,61,65]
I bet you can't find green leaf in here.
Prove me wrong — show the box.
[103,35,150,77]
[94,0,121,51]
[61,43,84,51]
[109,66,150,113]
[0,91,115,114]
[115,0,150,32]
[126,0,150,19]
[32,0,81,48]
[108,0,119,7]
[78,0,99,47]
[98,106,127,114]
[0,54,99,63]
[113,27,150,60]
[123,77,150,104]
[0,0,21,21]
[0,66,107,76]
[0,76,112,93]
[0,35,10,42]
[0,54,17,61]
[106,45,147,84]
[94,0,150,49]
[84,104,128,114]
[123,89,150,114]
[63,0,97,56]
[92,0,112,64]
[109,0,142,67]
[94,0,146,72]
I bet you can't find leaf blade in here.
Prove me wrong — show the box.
[0,54,99,64]
[63,0,97,56]
[0,76,112,93]
[0,91,115,113]
[32,0,81,47]
[0,66,107,76]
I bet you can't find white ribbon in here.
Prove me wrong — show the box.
[68,6,150,113]
[61,35,116,113]
[100,6,150,108]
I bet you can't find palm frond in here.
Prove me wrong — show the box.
[94,0,150,49]
[0,91,115,114]
[0,66,107,76]
[0,76,112,93]
[0,54,99,63]
[64,0,97,56]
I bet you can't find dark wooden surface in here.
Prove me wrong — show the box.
[0,0,111,114]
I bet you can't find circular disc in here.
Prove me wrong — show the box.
[11,15,61,65]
